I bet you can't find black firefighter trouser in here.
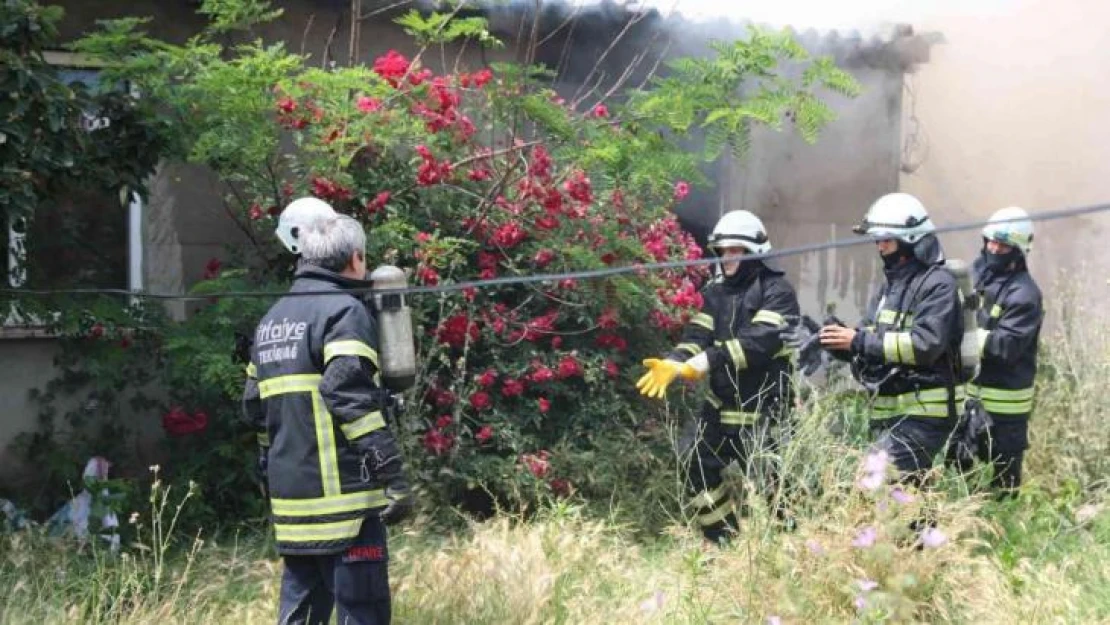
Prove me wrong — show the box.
[870,414,959,486]
[679,412,788,543]
[278,515,391,625]
[948,413,1030,495]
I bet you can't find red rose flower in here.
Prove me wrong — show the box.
[162,407,209,437]
[597,307,619,329]
[537,397,551,414]
[373,50,411,87]
[550,478,572,497]
[357,96,381,113]
[490,222,527,249]
[436,314,480,348]
[595,333,628,351]
[416,265,440,286]
[604,360,620,378]
[563,170,593,204]
[533,248,556,268]
[556,355,582,379]
[521,450,551,479]
[422,429,454,455]
[530,364,555,384]
[501,377,525,398]
[673,180,690,202]
[203,257,222,280]
[472,68,493,87]
[477,369,498,388]
[469,391,492,411]
[367,191,391,214]
[435,414,454,429]
[475,424,493,443]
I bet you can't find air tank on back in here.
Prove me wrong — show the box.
[946,258,981,376]
[369,265,417,392]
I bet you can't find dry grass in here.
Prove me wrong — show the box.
[2,317,1108,624]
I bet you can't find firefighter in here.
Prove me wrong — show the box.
[242,214,413,625]
[276,196,337,255]
[819,193,966,485]
[954,207,1043,496]
[636,210,800,543]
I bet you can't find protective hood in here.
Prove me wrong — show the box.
[977,244,1026,277]
[912,233,946,266]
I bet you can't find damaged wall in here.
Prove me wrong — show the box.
[478,1,931,320]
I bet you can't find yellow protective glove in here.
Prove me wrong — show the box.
[636,358,704,399]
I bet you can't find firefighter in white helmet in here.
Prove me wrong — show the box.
[243,214,412,624]
[276,196,338,254]
[950,207,1043,497]
[820,193,966,486]
[636,210,800,544]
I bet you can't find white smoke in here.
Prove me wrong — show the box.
[552,0,1014,33]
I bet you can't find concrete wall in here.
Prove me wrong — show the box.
[899,0,1110,329]
[719,59,905,323]
[0,339,60,496]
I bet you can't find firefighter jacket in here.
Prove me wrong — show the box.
[242,265,400,556]
[847,246,965,420]
[969,254,1043,416]
[666,262,800,426]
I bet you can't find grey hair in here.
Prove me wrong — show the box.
[299,214,366,272]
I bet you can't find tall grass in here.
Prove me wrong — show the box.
[2,317,1108,624]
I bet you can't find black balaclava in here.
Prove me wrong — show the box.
[980,239,1024,274]
[880,240,914,270]
[723,258,761,286]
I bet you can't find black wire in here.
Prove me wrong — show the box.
[2,201,1106,302]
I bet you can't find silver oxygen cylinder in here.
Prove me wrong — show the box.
[946,258,980,375]
[369,265,417,392]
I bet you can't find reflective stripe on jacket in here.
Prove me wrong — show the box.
[667,263,800,421]
[969,255,1043,416]
[851,257,965,419]
[242,266,391,555]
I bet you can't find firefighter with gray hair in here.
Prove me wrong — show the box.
[243,212,412,624]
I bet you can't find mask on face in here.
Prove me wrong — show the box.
[880,240,914,269]
[981,245,1021,273]
[723,259,760,285]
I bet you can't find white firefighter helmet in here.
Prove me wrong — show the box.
[854,192,935,244]
[276,197,337,254]
[982,206,1034,255]
[707,210,772,255]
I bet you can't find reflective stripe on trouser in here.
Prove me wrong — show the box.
[870,386,964,420]
[705,393,760,426]
[680,414,785,540]
[688,483,735,527]
[967,384,1034,415]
